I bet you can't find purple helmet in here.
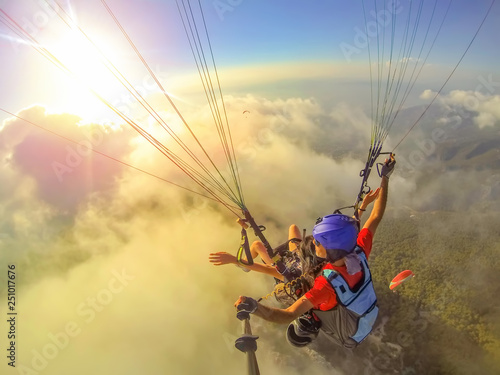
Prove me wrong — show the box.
[312,214,358,256]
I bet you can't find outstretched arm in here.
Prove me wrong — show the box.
[356,188,380,220]
[362,155,395,237]
[209,252,284,280]
[235,295,313,324]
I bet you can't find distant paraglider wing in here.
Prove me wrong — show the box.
[389,270,414,290]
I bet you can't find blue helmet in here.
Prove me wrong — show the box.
[312,214,358,255]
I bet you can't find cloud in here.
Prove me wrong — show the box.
[11,206,346,375]
[0,106,136,212]
[420,89,500,128]
[2,91,498,374]
[1,96,376,374]
[167,61,371,95]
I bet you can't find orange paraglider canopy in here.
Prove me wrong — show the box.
[389,270,414,290]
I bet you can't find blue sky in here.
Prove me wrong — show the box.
[207,0,500,65]
[0,3,499,373]
[0,0,499,123]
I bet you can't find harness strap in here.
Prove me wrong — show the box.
[236,227,254,266]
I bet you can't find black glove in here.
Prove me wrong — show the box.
[381,155,396,179]
[236,297,258,321]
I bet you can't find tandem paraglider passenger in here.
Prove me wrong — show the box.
[234,155,396,349]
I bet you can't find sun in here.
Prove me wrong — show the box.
[43,26,184,126]
[47,30,131,121]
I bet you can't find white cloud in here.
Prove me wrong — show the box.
[421,89,500,128]
[2,91,497,374]
[0,95,364,374]
[1,97,366,374]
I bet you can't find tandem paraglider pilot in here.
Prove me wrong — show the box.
[235,155,396,349]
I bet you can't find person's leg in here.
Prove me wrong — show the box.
[245,225,301,264]
[250,240,274,265]
[288,224,302,252]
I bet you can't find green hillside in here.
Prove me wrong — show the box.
[309,209,500,375]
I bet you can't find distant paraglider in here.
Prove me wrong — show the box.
[389,270,414,291]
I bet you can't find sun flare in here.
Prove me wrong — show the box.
[47,30,129,120]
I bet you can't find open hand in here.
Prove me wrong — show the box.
[208,251,237,266]
[362,188,381,207]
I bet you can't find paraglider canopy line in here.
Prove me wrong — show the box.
[0,107,242,217]
[1,1,249,214]
[175,0,245,207]
[391,0,497,152]
[352,0,496,215]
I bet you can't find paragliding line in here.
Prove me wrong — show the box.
[392,0,497,151]
[0,107,241,212]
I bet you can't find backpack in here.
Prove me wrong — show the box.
[314,247,378,348]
